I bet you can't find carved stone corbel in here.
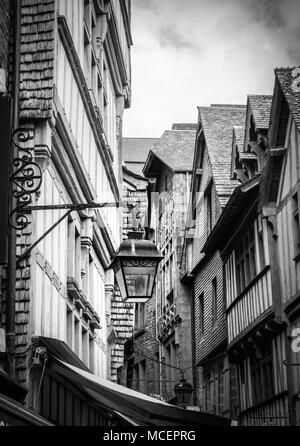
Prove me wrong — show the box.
[80,218,93,278]
[262,207,278,239]
[34,144,51,173]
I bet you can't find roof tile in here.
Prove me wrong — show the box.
[19,0,55,119]
[275,67,300,134]
[198,105,246,203]
[248,95,272,129]
[148,128,197,172]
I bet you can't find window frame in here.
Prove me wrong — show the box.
[292,192,300,259]
[250,341,274,405]
[211,277,217,327]
[198,292,204,339]
[235,227,257,296]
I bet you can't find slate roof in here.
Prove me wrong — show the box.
[198,105,246,206]
[248,95,272,129]
[275,67,300,134]
[122,138,158,163]
[172,123,198,131]
[19,0,55,119]
[144,128,197,174]
[123,137,158,175]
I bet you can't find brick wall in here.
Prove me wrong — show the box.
[192,150,222,270]
[194,252,226,364]
[110,290,134,382]
[130,293,159,396]
[188,137,227,366]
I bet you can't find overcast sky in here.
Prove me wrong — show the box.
[122,0,300,137]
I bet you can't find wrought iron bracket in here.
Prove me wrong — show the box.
[9,128,43,230]
[283,360,300,367]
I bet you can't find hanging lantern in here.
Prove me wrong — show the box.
[174,378,193,405]
[111,233,163,303]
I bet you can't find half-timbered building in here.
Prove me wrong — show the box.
[181,105,246,418]
[1,0,135,426]
[263,67,300,425]
[203,90,292,426]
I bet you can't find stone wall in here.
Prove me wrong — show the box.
[129,291,159,396]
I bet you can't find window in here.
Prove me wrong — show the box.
[84,1,100,99]
[249,115,257,143]
[154,353,160,394]
[67,305,73,348]
[293,193,300,258]
[258,228,265,271]
[74,317,80,356]
[161,265,165,301]
[169,254,173,292]
[134,303,146,331]
[164,174,168,192]
[235,228,256,295]
[222,266,227,317]
[165,339,178,398]
[82,327,88,365]
[134,364,139,392]
[276,95,289,147]
[140,360,147,394]
[240,361,246,386]
[166,289,174,307]
[198,134,205,169]
[67,220,81,285]
[198,293,204,338]
[103,62,109,134]
[126,359,134,389]
[203,361,227,416]
[205,186,212,236]
[83,253,93,298]
[89,334,95,372]
[211,278,217,326]
[250,341,274,405]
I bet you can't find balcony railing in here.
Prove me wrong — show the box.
[239,392,289,426]
[157,303,181,340]
[227,266,273,344]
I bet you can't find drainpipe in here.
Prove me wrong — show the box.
[6,0,21,380]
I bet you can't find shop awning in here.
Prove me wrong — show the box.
[0,393,53,426]
[51,357,230,426]
[37,336,231,426]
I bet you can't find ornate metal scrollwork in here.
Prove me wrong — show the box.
[122,259,157,268]
[9,128,43,230]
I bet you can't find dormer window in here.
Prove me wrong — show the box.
[235,146,242,170]
[276,95,289,147]
[249,115,257,144]
[205,184,212,237]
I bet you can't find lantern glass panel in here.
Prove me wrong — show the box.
[123,263,156,297]
[112,258,127,299]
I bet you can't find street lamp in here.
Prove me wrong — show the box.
[174,372,193,406]
[111,232,163,303]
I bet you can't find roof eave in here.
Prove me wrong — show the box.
[202,175,260,255]
[143,150,174,177]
